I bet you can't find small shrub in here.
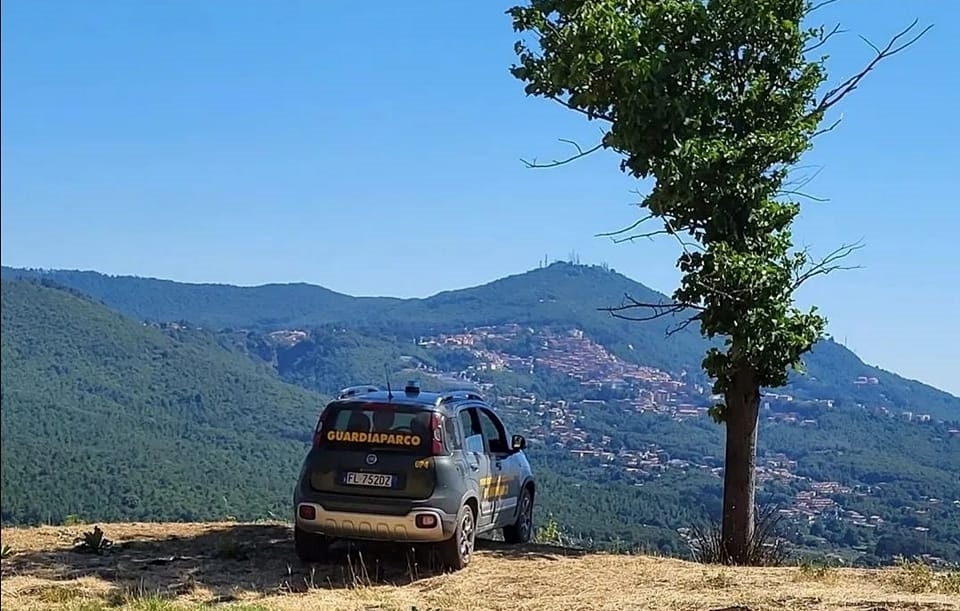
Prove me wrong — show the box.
[892,557,935,593]
[62,601,107,611]
[533,516,563,545]
[72,526,113,555]
[37,584,87,603]
[796,557,838,582]
[127,594,179,611]
[63,514,85,526]
[688,504,788,567]
[941,570,960,595]
[608,537,623,554]
[890,557,960,594]
[102,584,168,608]
[702,569,732,589]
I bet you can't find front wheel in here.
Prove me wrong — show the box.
[503,487,533,544]
[437,504,476,571]
[294,526,331,564]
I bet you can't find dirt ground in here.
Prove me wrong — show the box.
[1,522,958,611]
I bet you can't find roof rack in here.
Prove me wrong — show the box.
[337,385,381,400]
[435,389,484,406]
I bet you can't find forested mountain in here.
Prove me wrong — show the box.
[3,263,956,421]
[0,280,324,524]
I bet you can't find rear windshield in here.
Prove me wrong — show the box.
[319,403,434,453]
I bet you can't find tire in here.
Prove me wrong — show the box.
[503,487,533,544]
[294,526,331,563]
[437,504,476,571]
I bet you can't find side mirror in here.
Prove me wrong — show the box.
[511,434,527,452]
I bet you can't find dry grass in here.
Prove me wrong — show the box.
[1,522,957,611]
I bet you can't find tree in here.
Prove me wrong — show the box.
[507,0,928,564]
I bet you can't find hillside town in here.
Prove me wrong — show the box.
[414,324,956,532]
[416,323,942,424]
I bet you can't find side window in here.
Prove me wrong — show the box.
[443,414,462,451]
[459,408,484,454]
[476,408,508,454]
[459,409,478,436]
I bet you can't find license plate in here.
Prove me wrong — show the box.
[342,471,395,488]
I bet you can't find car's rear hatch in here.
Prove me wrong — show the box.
[307,402,440,500]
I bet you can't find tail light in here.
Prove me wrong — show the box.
[430,413,444,456]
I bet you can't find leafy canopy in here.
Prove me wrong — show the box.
[508,0,839,414]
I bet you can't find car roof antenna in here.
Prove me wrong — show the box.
[384,365,393,400]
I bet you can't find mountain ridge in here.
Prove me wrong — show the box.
[3,263,957,412]
[2,262,651,299]
[0,262,960,400]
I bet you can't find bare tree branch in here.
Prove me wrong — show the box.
[600,240,862,329]
[781,164,825,193]
[609,229,675,244]
[666,312,704,337]
[778,189,830,203]
[521,138,604,169]
[599,294,705,337]
[784,164,825,183]
[812,116,843,138]
[778,165,830,202]
[598,215,675,244]
[793,241,865,290]
[595,213,656,239]
[596,211,707,250]
[600,294,703,319]
[804,22,848,55]
[811,19,933,117]
[612,228,706,250]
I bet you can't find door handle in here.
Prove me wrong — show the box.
[468,462,480,471]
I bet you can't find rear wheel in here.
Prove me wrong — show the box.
[503,487,533,544]
[294,526,331,563]
[437,504,476,571]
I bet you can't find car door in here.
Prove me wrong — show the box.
[458,407,495,529]
[475,406,521,528]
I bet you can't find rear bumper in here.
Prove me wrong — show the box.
[296,502,457,543]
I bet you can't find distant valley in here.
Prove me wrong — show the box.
[1,263,958,566]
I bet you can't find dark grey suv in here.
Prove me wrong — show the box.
[293,381,536,571]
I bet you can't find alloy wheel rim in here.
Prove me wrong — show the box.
[519,494,532,539]
[459,511,475,561]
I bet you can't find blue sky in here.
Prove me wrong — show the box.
[2,1,958,396]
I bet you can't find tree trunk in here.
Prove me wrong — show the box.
[721,367,762,564]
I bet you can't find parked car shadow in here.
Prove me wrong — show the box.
[1,523,464,603]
